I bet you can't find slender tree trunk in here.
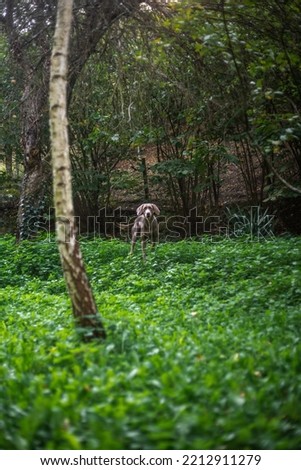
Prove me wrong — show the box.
[49,0,106,341]
[138,148,149,201]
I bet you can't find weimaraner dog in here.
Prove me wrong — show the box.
[119,203,160,259]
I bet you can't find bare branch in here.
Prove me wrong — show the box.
[266,157,301,195]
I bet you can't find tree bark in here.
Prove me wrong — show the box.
[49,0,106,341]
[17,81,50,239]
[4,0,50,240]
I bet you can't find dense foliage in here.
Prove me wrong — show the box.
[1,235,301,449]
[1,0,301,230]
[68,0,301,214]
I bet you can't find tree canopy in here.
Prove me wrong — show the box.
[1,0,301,234]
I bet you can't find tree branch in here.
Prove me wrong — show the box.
[266,157,301,195]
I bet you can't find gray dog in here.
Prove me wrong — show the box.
[119,203,160,259]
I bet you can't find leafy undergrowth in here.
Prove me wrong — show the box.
[0,235,301,450]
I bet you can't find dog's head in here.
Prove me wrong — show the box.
[136,203,160,219]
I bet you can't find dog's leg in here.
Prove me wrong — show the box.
[130,225,137,255]
[151,220,159,249]
[141,233,147,260]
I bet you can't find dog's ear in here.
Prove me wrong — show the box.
[151,204,160,215]
[136,204,145,216]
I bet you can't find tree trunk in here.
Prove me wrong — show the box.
[5,0,51,240]
[138,148,149,201]
[17,82,50,239]
[49,0,106,341]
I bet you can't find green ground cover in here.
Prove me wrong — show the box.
[0,235,301,449]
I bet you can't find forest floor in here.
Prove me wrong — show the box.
[1,235,301,449]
